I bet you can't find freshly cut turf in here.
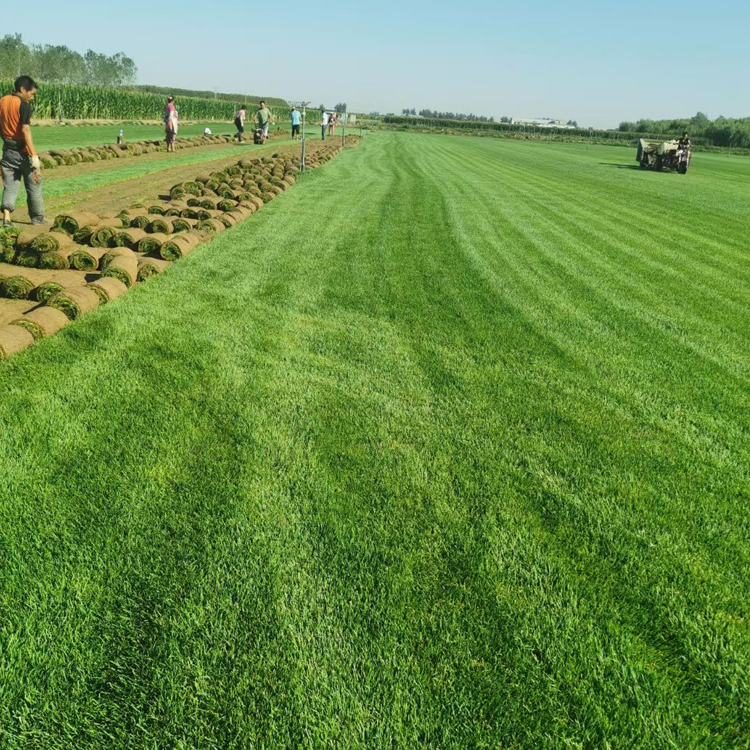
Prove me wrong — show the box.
[0,134,748,748]
[11,307,69,340]
[0,323,34,358]
[48,286,100,319]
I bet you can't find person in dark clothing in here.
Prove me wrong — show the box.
[677,132,691,150]
[0,75,45,226]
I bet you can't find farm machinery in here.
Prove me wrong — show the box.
[637,138,691,174]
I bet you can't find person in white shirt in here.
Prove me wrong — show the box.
[321,111,328,140]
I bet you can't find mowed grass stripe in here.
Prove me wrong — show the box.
[0,132,748,747]
[395,135,750,734]
[417,135,750,379]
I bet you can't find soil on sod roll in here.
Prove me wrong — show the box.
[88,277,128,303]
[137,257,171,281]
[0,298,35,326]
[102,255,138,288]
[159,232,202,261]
[69,247,108,271]
[48,287,101,319]
[39,246,76,270]
[30,232,75,254]
[138,233,169,254]
[34,282,65,304]
[11,306,69,340]
[53,211,100,235]
[113,228,148,249]
[0,324,34,359]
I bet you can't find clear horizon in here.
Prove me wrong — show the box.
[9,0,750,129]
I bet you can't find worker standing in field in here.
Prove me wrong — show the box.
[163,96,178,153]
[256,101,272,142]
[321,110,328,140]
[234,104,247,142]
[290,106,301,140]
[0,76,45,227]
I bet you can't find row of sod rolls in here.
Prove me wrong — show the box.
[0,138,358,359]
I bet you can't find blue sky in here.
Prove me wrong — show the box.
[15,0,750,128]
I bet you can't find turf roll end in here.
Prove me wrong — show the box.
[0,325,35,360]
[48,287,101,320]
[11,307,69,340]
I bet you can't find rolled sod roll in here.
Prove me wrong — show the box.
[0,325,35,359]
[137,233,168,254]
[35,281,64,304]
[147,204,166,215]
[186,197,203,207]
[89,227,114,248]
[146,217,172,234]
[101,247,136,270]
[195,219,225,234]
[179,208,200,220]
[137,257,171,281]
[220,214,238,228]
[48,287,101,319]
[171,217,196,233]
[0,227,20,262]
[97,216,127,229]
[160,232,202,261]
[73,225,97,244]
[102,255,138,288]
[113,228,148,249]
[217,199,236,212]
[30,231,74,253]
[53,211,100,235]
[88,277,128,303]
[69,246,107,271]
[14,249,41,268]
[39,245,74,270]
[11,307,69,340]
[130,214,151,229]
[1,274,34,299]
[15,225,51,252]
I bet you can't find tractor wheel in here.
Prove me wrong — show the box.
[677,162,688,175]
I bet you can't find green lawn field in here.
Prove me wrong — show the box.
[0,132,748,748]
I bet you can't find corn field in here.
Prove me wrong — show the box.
[0,80,244,121]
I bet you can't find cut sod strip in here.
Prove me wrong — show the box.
[0,324,34,359]
[48,287,101,319]
[11,307,69,340]
[88,277,128,303]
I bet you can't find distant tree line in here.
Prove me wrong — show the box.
[619,112,750,148]
[400,108,496,122]
[0,34,136,87]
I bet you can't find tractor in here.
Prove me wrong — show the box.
[637,138,691,174]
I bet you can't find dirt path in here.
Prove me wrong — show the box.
[15,137,301,219]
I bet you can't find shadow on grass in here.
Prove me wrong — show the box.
[598,163,646,170]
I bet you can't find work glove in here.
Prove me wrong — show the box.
[30,154,41,171]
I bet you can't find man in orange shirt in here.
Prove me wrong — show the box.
[0,76,46,227]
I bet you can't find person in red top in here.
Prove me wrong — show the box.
[0,76,45,227]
